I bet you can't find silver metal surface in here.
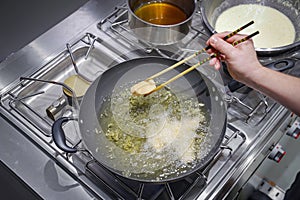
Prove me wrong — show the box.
[0,0,125,199]
[0,110,110,199]
[0,0,299,199]
[127,0,196,45]
[0,0,125,94]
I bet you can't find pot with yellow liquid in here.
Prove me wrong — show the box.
[127,0,197,45]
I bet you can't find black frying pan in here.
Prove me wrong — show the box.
[52,56,227,183]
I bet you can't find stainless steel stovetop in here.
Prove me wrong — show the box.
[0,0,299,199]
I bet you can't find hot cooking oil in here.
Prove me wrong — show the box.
[134,2,187,25]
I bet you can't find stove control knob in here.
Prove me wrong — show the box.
[287,118,300,139]
[268,143,286,163]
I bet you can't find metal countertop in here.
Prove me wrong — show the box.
[0,0,124,199]
[0,0,124,94]
[1,0,299,199]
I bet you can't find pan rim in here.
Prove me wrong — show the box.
[79,56,227,183]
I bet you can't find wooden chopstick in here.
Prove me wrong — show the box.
[146,21,254,81]
[149,31,259,94]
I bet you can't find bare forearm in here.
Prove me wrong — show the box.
[206,33,300,115]
[246,66,300,116]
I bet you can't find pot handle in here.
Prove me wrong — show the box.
[227,59,295,92]
[52,117,77,153]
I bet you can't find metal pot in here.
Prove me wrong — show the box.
[200,0,300,56]
[127,0,197,45]
[52,57,227,183]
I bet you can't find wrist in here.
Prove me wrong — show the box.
[241,62,265,88]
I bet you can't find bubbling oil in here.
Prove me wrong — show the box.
[134,2,188,25]
[98,80,211,180]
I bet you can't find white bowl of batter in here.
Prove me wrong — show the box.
[200,0,300,56]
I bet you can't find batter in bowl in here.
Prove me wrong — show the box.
[215,4,296,48]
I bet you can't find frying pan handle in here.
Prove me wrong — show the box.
[52,117,77,153]
[227,59,295,92]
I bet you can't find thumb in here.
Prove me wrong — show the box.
[209,36,234,57]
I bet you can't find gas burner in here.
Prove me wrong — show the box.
[0,1,298,199]
[0,29,249,199]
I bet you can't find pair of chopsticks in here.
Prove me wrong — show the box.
[147,21,259,94]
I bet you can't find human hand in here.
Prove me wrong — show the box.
[206,32,263,84]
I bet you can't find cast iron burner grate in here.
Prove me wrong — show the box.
[79,123,245,200]
[86,160,207,200]
[0,3,254,198]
